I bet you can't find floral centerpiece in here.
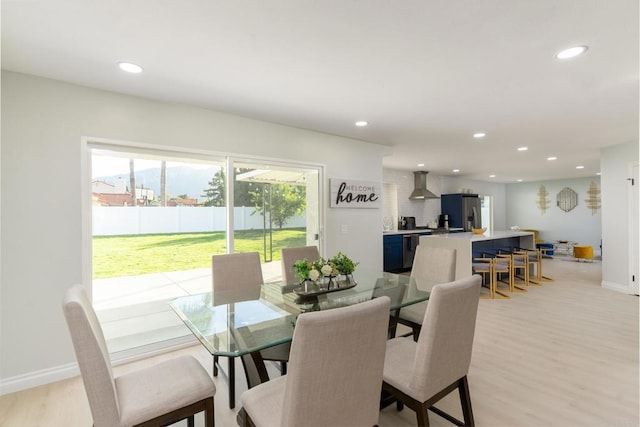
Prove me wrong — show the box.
[292,252,358,290]
[330,252,358,275]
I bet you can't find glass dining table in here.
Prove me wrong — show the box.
[170,270,435,408]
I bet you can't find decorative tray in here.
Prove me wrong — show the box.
[293,281,357,297]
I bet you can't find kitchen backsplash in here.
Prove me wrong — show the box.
[383,168,442,228]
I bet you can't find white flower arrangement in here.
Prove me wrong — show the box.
[292,253,358,284]
[308,269,320,281]
[320,264,333,276]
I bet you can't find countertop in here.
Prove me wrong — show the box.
[383,228,464,236]
[420,230,534,241]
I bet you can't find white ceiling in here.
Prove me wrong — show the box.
[2,0,638,182]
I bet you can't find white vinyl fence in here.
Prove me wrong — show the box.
[93,206,306,236]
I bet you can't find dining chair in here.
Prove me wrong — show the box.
[239,296,391,427]
[63,284,215,427]
[397,245,456,340]
[381,275,482,427]
[280,245,320,284]
[211,252,290,409]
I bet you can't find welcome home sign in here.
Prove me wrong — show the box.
[330,179,381,209]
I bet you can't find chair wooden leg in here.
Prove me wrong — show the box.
[416,403,430,427]
[412,325,421,341]
[205,396,215,427]
[458,376,475,427]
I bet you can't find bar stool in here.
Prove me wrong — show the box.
[473,257,509,299]
[494,252,527,294]
[518,247,544,284]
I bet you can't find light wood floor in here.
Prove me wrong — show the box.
[1,257,638,427]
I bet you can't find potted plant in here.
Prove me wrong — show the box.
[330,252,359,285]
[292,258,321,292]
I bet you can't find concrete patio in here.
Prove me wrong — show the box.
[94,261,283,355]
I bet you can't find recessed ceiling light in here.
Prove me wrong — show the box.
[556,45,588,60]
[576,165,584,169]
[452,169,460,173]
[417,163,425,167]
[118,61,143,73]
[517,179,523,182]
[547,156,557,161]
[517,147,528,151]
[473,132,486,139]
[489,174,496,178]
[355,121,368,127]
[596,172,601,176]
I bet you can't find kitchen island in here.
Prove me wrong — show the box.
[419,231,535,279]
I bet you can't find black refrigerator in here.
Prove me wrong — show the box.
[441,194,482,231]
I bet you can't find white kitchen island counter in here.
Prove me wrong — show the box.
[419,231,535,279]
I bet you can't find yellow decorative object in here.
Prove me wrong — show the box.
[537,185,550,214]
[573,245,594,261]
[585,181,601,215]
[472,228,486,234]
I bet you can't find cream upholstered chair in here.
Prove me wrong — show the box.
[281,245,320,284]
[211,252,290,409]
[63,285,215,427]
[397,245,456,340]
[239,296,391,427]
[382,275,482,427]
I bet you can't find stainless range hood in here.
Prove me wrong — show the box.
[409,171,439,200]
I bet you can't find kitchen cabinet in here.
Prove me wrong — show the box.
[441,193,482,231]
[383,231,432,272]
[383,234,403,272]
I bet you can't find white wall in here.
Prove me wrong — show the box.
[505,178,602,252]
[382,169,441,228]
[381,169,509,231]
[441,177,507,230]
[600,140,639,292]
[0,71,390,389]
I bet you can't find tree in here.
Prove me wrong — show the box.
[251,184,306,229]
[201,170,225,207]
[201,168,256,207]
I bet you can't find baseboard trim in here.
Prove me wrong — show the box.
[0,362,80,396]
[0,335,199,396]
[601,280,629,294]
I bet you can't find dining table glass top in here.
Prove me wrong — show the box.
[170,270,436,357]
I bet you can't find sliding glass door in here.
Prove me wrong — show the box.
[87,142,322,356]
[232,161,320,283]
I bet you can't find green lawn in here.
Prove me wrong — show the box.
[92,228,307,279]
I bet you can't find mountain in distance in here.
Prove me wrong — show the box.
[95,165,219,201]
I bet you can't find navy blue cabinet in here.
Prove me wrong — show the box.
[441,193,481,231]
[383,234,403,272]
